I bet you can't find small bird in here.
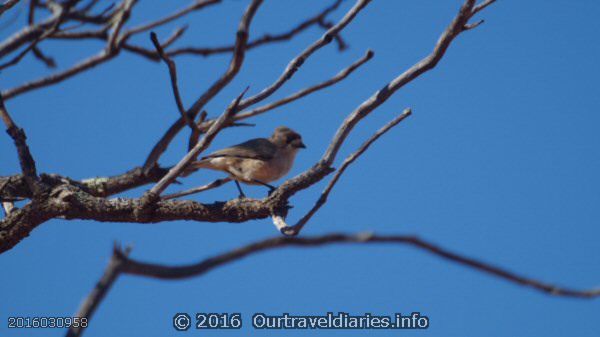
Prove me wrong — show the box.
[184,126,306,197]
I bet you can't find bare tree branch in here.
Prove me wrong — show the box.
[237,0,372,111]
[49,0,339,62]
[163,178,231,200]
[0,0,498,259]
[123,0,219,37]
[31,46,56,68]
[0,0,76,70]
[144,0,369,169]
[106,0,137,51]
[148,86,250,196]
[121,25,187,60]
[66,245,131,337]
[472,0,496,15]
[120,233,600,298]
[2,50,114,99]
[0,0,344,101]
[0,201,54,252]
[0,16,53,59]
[264,0,490,222]
[71,231,600,335]
[185,0,371,149]
[322,0,480,165]
[149,31,195,130]
[27,0,36,23]
[143,0,264,172]
[234,49,373,122]
[166,0,343,58]
[284,108,412,235]
[0,93,39,190]
[0,0,214,99]
[79,165,171,197]
[0,0,20,17]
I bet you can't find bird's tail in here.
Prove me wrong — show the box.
[181,159,211,177]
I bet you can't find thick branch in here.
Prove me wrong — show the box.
[80,165,170,197]
[0,93,39,187]
[0,202,55,253]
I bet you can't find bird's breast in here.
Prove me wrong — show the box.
[246,149,297,183]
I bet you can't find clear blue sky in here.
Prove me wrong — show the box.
[2,0,599,336]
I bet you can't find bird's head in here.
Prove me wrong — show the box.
[271,126,306,151]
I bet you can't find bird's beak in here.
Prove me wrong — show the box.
[292,139,306,149]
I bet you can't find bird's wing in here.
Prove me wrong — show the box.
[202,138,277,161]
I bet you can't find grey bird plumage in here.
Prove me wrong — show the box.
[184,126,306,196]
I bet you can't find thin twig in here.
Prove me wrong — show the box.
[123,0,219,37]
[106,0,136,50]
[321,0,480,166]
[472,0,496,16]
[182,0,371,149]
[122,25,187,60]
[238,0,372,111]
[0,0,20,17]
[166,0,343,58]
[162,178,231,200]
[0,0,500,258]
[142,0,263,172]
[284,108,412,235]
[148,87,249,196]
[0,0,75,70]
[0,0,212,99]
[149,31,195,130]
[265,0,493,229]
[27,0,36,23]
[31,46,56,67]
[234,49,373,122]
[2,50,115,99]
